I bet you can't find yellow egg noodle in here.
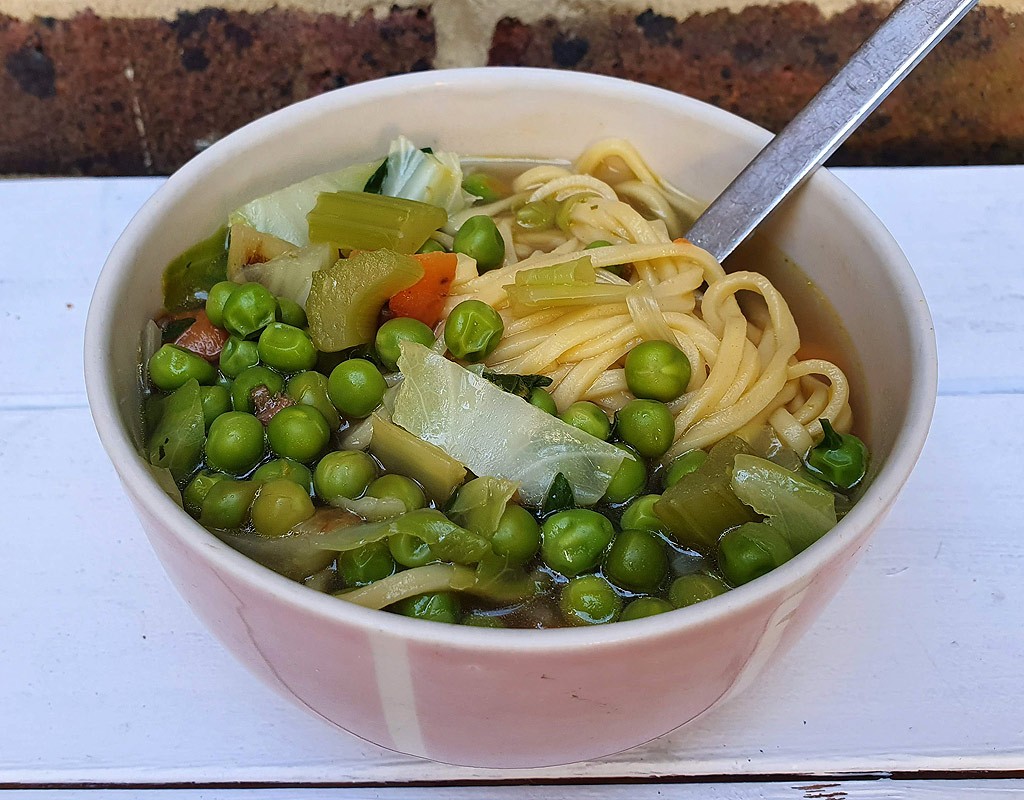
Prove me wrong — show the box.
[444,139,852,460]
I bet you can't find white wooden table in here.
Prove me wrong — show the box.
[2,166,1023,799]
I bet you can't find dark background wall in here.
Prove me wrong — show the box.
[1,1,1021,175]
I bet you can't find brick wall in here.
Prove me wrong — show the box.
[1,0,1021,175]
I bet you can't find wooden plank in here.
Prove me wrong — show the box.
[4,781,1024,799]
[1,393,1021,782]
[834,166,1024,396]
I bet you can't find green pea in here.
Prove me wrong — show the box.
[616,399,675,459]
[664,449,708,488]
[515,199,556,230]
[266,405,330,463]
[205,411,265,475]
[620,597,674,621]
[453,215,505,272]
[462,614,506,628]
[257,322,317,373]
[560,401,611,441]
[285,371,341,429]
[328,359,386,418]
[250,478,315,537]
[444,299,504,362]
[625,340,692,402]
[183,470,227,518]
[528,387,558,415]
[601,444,647,504]
[718,523,795,586]
[275,297,307,328]
[392,592,461,624]
[205,280,238,327]
[541,509,615,577]
[231,366,284,413]
[605,528,669,594]
[560,575,622,626]
[199,384,232,428]
[367,474,426,512]
[805,418,869,490]
[219,336,260,379]
[462,173,506,204]
[148,344,216,391]
[222,282,277,339]
[375,317,435,372]
[491,504,541,567]
[620,494,667,535]
[200,479,260,529]
[417,238,447,254]
[337,541,396,588]
[389,533,435,568]
[313,450,377,502]
[668,572,730,608]
[252,458,314,492]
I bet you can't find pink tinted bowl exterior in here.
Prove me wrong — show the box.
[85,68,936,768]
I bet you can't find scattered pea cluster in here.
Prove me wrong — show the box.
[146,271,758,627]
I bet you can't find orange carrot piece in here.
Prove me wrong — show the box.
[388,251,459,328]
[175,309,229,362]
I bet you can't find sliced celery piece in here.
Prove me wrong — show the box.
[514,256,595,287]
[162,226,228,312]
[305,249,423,352]
[448,476,519,538]
[393,342,625,506]
[307,191,447,254]
[226,223,297,281]
[654,436,758,554]
[506,282,631,309]
[230,162,379,246]
[731,454,837,553]
[369,412,467,504]
[237,241,336,306]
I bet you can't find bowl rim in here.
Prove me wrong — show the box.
[84,66,938,651]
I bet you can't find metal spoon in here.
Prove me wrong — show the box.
[685,0,978,263]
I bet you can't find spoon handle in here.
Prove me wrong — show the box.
[685,0,978,263]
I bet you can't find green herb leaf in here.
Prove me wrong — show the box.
[542,473,576,516]
[482,370,553,399]
[364,160,388,194]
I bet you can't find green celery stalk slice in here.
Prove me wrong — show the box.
[369,412,467,505]
[654,436,758,553]
[307,190,447,254]
[514,256,595,287]
[161,227,228,312]
[305,249,423,352]
[145,379,206,482]
[506,282,631,308]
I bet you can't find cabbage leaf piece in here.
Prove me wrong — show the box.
[379,135,473,216]
[146,379,205,482]
[448,476,519,538]
[393,342,625,505]
[730,454,838,553]
[229,162,379,246]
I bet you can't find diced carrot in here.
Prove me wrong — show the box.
[387,251,459,328]
[673,237,691,245]
[175,309,229,362]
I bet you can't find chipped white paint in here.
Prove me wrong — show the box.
[0,166,1023,789]
[124,62,154,171]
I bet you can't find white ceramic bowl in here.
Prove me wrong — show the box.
[85,68,937,768]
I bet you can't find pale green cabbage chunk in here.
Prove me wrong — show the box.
[393,342,625,505]
[730,454,838,553]
[229,162,378,246]
[381,136,473,216]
